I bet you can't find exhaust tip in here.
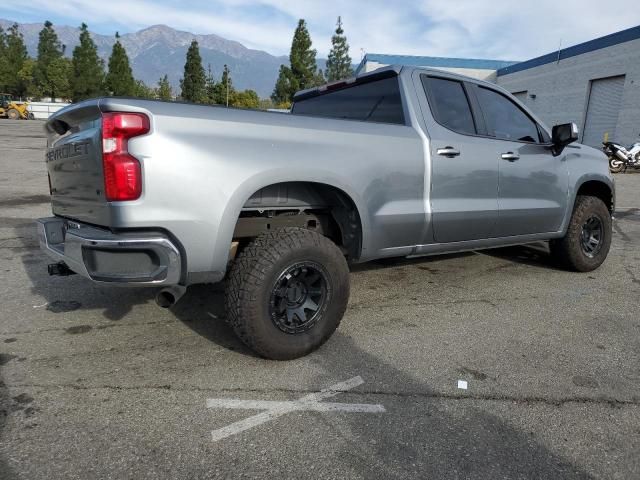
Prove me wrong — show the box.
[155,286,186,308]
[156,291,175,308]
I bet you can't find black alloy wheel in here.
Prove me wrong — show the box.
[269,262,328,334]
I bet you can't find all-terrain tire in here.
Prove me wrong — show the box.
[7,108,19,120]
[549,195,612,272]
[225,227,350,360]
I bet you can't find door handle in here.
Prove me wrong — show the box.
[437,146,460,158]
[501,152,520,161]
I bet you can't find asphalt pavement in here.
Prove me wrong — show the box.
[1,119,639,479]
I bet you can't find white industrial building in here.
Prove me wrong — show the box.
[356,25,640,147]
[496,26,640,147]
[355,53,517,82]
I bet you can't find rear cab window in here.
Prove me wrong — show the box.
[291,76,405,125]
[421,76,477,135]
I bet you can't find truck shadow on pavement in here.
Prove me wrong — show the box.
[19,221,565,358]
[297,333,592,479]
[481,242,567,271]
[169,283,256,355]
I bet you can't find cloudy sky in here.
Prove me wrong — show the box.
[1,0,640,61]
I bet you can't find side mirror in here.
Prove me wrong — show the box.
[551,122,579,155]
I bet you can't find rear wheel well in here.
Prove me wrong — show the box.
[233,182,363,261]
[576,181,614,213]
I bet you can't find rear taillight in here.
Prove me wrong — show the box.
[101,112,150,201]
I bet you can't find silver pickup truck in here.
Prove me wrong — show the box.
[37,66,614,359]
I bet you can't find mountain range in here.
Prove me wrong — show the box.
[0,19,330,98]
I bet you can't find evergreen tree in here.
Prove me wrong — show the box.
[71,23,104,101]
[325,17,354,82]
[271,64,295,105]
[271,19,323,104]
[289,19,320,91]
[133,80,154,99]
[218,64,234,106]
[180,40,206,103]
[1,23,29,97]
[44,57,71,99]
[204,64,217,104]
[17,58,40,97]
[35,20,66,99]
[157,74,173,101]
[314,68,325,86]
[105,32,135,96]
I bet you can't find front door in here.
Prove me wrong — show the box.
[470,85,569,236]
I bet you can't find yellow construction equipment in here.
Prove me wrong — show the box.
[0,93,34,120]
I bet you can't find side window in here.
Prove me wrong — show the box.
[475,87,540,143]
[422,76,476,135]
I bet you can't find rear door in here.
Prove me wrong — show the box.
[470,85,568,236]
[419,74,500,243]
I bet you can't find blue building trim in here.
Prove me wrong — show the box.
[497,25,640,76]
[356,53,517,76]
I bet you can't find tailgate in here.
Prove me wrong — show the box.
[45,101,110,226]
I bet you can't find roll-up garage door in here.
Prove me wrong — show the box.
[582,75,625,147]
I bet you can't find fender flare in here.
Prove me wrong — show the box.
[209,169,371,274]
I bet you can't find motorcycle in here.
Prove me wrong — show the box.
[603,136,640,173]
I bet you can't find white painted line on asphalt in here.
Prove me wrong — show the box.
[457,380,468,390]
[206,398,385,413]
[206,376,385,442]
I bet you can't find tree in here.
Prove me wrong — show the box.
[180,40,206,103]
[133,80,155,99]
[1,23,29,97]
[157,74,173,100]
[43,57,71,99]
[18,58,41,97]
[35,20,66,100]
[232,89,259,109]
[218,64,234,106]
[204,64,217,104]
[105,32,135,96]
[325,17,354,82]
[314,68,325,86]
[71,23,104,101]
[289,19,323,90]
[271,65,295,105]
[271,19,323,104]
